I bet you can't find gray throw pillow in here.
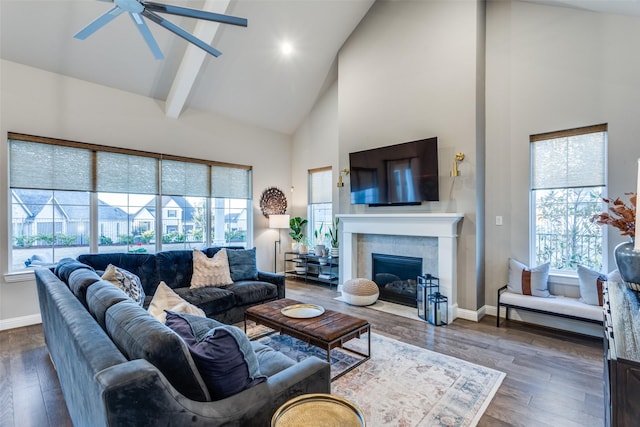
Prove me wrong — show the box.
[226,248,259,281]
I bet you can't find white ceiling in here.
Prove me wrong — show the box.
[2,0,639,135]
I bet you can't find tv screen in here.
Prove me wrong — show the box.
[349,137,439,205]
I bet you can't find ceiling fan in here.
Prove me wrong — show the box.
[74,0,248,60]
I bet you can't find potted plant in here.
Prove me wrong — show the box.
[289,216,308,252]
[591,192,638,287]
[313,224,326,256]
[327,217,339,257]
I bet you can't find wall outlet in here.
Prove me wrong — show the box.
[495,216,503,226]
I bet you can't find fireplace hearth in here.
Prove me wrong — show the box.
[372,253,423,307]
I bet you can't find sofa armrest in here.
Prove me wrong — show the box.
[96,356,330,427]
[258,270,286,299]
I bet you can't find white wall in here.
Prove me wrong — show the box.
[485,1,640,306]
[337,0,483,311]
[0,59,292,326]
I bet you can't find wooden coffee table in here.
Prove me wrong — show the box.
[245,298,371,380]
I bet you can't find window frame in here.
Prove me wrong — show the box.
[307,167,333,247]
[7,132,253,273]
[529,124,608,275]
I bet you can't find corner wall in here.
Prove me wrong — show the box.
[485,1,640,307]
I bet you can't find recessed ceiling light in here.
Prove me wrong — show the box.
[281,41,294,56]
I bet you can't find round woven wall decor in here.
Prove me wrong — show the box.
[259,187,287,217]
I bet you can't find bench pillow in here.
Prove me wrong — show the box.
[578,265,607,306]
[507,258,550,297]
[166,311,266,400]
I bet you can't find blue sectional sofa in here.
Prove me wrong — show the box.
[35,249,331,426]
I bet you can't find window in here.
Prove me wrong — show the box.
[530,124,607,272]
[308,167,332,246]
[8,133,252,272]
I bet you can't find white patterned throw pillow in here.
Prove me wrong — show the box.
[102,264,146,305]
[190,248,233,288]
[148,281,206,323]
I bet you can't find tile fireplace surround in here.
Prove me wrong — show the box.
[337,213,464,321]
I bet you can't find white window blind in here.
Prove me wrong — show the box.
[97,152,158,194]
[309,168,332,204]
[9,140,92,191]
[531,127,606,190]
[161,160,209,197]
[211,166,251,199]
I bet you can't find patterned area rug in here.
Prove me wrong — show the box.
[253,328,505,427]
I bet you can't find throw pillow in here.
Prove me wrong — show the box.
[148,281,206,323]
[507,258,550,297]
[102,264,145,306]
[578,265,607,306]
[165,311,266,400]
[227,247,259,281]
[190,249,233,288]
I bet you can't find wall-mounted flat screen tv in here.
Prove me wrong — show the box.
[349,137,439,206]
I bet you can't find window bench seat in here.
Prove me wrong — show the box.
[496,285,604,328]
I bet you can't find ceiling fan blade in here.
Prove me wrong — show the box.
[141,9,222,57]
[143,2,247,27]
[74,6,125,39]
[129,12,164,60]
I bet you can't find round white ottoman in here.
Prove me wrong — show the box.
[342,278,379,306]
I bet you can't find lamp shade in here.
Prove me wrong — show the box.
[269,214,290,229]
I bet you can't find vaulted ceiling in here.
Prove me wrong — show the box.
[2,0,638,135]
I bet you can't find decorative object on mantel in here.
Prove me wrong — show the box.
[260,187,288,217]
[591,186,639,290]
[451,152,465,177]
[337,168,350,188]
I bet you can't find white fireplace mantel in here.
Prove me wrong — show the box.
[337,213,464,320]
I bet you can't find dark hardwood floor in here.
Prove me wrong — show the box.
[1,279,604,426]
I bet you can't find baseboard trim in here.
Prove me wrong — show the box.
[0,314,42,331]
[455,305,487,322]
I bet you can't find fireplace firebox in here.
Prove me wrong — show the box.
[372,253,422,307]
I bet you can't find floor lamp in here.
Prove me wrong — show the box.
[269,214,290,273]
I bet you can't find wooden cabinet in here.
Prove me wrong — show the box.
[284,252,339,289]
[603,281,640,427]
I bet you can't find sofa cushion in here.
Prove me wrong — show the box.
[55,258,96,284]
[105,301,211,402]
[174,286,236,316]
[148,281,206,323]
[165,311,266,400]
[507,258,550,297]
[226,281,278,305]
[251,341,296,377]
[190,249,233,288]
[67,267,102,304]
[227,248,259,281]
[77,253,158,295]
[86,280,130,329]
[102,264,146,306]
[155,250,194,289]
[578,265,607,306]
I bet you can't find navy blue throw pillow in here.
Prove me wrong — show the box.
[226,248,258,281]
[165,311,266,400]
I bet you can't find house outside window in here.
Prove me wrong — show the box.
[8,134,252,272]
[308,167,332,247]
[530,124,607,273]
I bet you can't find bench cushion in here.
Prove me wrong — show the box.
[500,290,604,322]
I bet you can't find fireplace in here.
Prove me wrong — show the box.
[372,253,422,307]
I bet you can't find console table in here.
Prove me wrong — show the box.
[603,281,640,426]
[284,252,339,289]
